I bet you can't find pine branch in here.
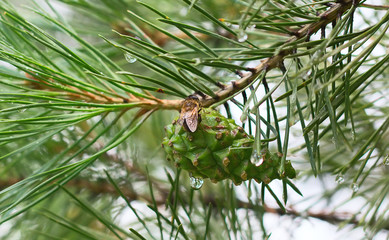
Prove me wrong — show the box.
[27,0,358,111]
[0,176,380,230]
[108,0,359,110]
[1,1,387,237]
[199,0,359,107]
[11,0,360,112]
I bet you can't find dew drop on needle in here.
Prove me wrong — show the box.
[335,174,344,184]
[352,183,359,192]
[125,53,137,63]
[237,30,248,43]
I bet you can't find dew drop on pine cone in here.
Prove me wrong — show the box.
[237,30,248,42]
[250,150,263,166]
[124,53,137,63]
[190,176,204,190]
[351,183,359,192]
[335,174,344,184]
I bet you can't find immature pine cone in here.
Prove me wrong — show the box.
[162,108,296,185]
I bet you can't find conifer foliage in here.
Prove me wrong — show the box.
[0,0,388,239]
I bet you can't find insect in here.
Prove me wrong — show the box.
[178,95,201,132]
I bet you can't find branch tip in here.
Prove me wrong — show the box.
[235,70,244,78]
[246,67,257,74]
[216,82,226,89]
[231,81,239,89]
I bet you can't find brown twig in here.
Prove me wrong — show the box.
[24,72,182,109]
[263,205,358,226]
[0,176,370,229]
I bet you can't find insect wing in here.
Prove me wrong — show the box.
[178,111,186,126]
[184,108,199,132]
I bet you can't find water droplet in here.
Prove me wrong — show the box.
[351,130,356,141]
[237,29,248,42]
[17,107,26,113]
[384,154,389,166]
[247,24,256,31]
[240,113,247,124]
[335,174,344,184]
[179,7,188,16]
[193,58,201,65]
[251,150,263,166]
[302,69,312,80]
[52,135,61,143]
[124,53,137,63]
[190,176,204,190]
[312,50,323,61]
[352,183,359,192]
[331,137,339,150]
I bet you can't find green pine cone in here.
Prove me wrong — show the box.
[162,108,296,185]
